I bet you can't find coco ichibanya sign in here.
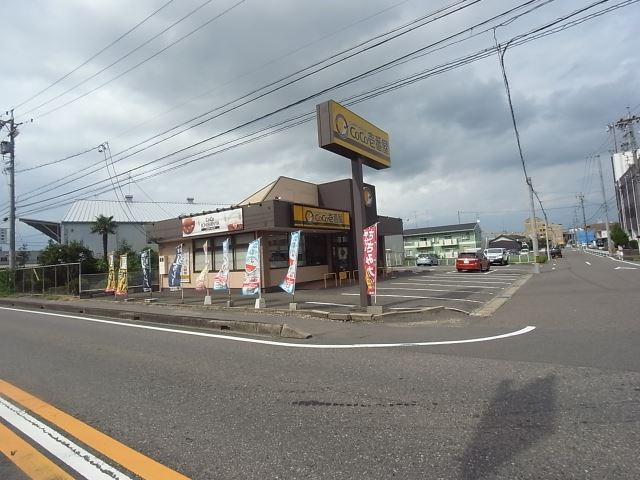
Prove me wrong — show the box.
[181,208,243,237]
[316,100,390,170]
[293,205,350,230]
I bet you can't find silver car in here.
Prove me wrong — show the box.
[416,254,438,266]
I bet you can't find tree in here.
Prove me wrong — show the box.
[90,215,117,260]
[37,240,98,273]
[610,223,629,248]
[16,243,29,267]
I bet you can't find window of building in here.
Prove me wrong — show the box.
[302,233,326,266]
[193,238,213,272]
[233,233,255,270]
[268,233,289,269]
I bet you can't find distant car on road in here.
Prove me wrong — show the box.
[484,248,509,265]
[456,251,490,272]
[550,246,562,258]
[416,253,438,266]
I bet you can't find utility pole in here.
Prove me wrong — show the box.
[527,178,539,272]
[578,193,588,247]
[0,110,17,269]
[596,155,612,252]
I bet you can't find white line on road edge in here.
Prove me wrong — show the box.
[585,261,592,265]
[0,397,132,480]
[0,307,535,349]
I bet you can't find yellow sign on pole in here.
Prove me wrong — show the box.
[316,100,390,169]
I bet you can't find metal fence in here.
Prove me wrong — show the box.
[6,263,81,296]
[0,263,158,296]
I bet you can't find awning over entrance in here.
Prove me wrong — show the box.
[19,218,61,242]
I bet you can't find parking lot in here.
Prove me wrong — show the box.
[292,264,533,314]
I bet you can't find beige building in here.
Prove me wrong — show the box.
[523,217,564,246]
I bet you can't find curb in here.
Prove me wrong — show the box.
[0,299,312,340]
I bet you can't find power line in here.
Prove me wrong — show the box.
[24,0,248,120]
[12,0,176,110]
[10,0,636,216]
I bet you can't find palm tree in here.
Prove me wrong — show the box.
[90,215,117,260]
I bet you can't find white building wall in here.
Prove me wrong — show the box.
[62,222,149,258]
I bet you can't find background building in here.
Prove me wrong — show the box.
[403,222,482,260]
[612,150,640,240]
[523,217,564,246]
[21,197,221,258]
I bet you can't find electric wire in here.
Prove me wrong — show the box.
[12,0,176,111]
[6,2,633,216]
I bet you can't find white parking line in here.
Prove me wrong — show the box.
[304,301,357,308]
[391,282,503,290]
[0,307,535,349]
[585,261,591,266]
[378,287,493,295]
[413,278,511,285]
[342,293,482,303]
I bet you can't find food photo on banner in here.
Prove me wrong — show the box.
[242,238,261,296]
[115,254,128,297]
[279,231,300,296]
[141,249,152,293]
[363,224,378,299]
[213,238,230,291]
[105,252,116,293]
[168,244,183,291]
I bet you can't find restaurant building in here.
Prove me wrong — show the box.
[150,176,402,291]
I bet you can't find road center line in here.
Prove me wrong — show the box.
[0,306,535,349]
[0,397,132,480]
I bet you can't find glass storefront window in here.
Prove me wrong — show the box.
[193,239,212,272]
[303,233,326,266]
[233,233,255,270]
[268,234,289,269]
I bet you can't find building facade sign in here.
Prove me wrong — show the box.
[181,208,243,237]
[316,100,390,170]
[292,205,350,230]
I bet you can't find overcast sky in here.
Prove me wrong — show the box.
[1,0,639,249]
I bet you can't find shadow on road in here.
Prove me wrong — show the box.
[460,375,557,479]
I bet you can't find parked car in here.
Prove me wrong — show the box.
[416,253,438,266]
[456,251,490,272]
[550,246,562,258]
[520,248,530,255]
[484,248,509,265]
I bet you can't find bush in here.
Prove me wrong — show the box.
[629,239,638,250]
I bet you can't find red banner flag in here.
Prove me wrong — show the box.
[362,223,378,296]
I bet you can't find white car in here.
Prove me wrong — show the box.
[484,248,509,265]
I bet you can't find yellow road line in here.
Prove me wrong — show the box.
[0,380,189,480]
[0,422,74,480]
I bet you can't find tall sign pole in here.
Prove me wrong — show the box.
[351,157,369,306]
[317,100,391,309]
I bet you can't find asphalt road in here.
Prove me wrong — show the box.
[1,249,639,479]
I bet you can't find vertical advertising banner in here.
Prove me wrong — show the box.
[363,224,378,296]
[213,238,230,291]
[242,238,261,295]
[115,254,128,297]
[141,249,151,293]
[195,241,210,291]
[279,231,301,295]
[105,253,116,293]
[168,244,183,291]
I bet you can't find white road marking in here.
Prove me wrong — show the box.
[304,301,357,307]
[413,277,511,285]
[614,266,637,270]
[0,397,132,480]
[391,282,502,290]
[0,306,535,349]
[342,293,482,303]
[585,261,592,266]
[378,287,493,295]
